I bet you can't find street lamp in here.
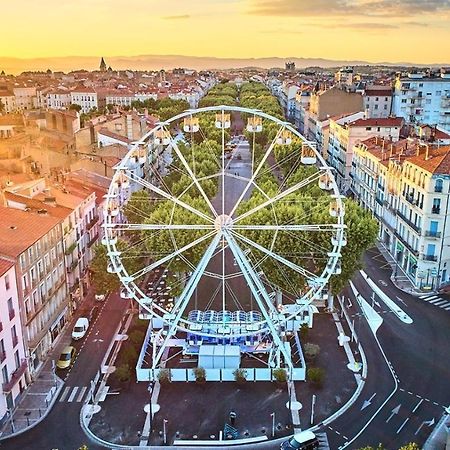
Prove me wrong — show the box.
[163,418,168,445]
[270,412,275,437]
[148,381,154,434]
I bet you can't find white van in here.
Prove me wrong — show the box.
[72,317,89,340]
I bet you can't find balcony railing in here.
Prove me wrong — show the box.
[64,242,77,256]
[432,207,441,214]
[2,359,27,392]
[12,335,18,348]
[434,186,443,193]
[88,233,99,248]
[397,211,421,234]
[425,230,442,238]
[394,231,420,257]
[0,351,5,363]
[86,216,99,231]
[67,260,78,273]
[423,254,438,262]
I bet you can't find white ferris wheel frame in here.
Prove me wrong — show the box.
[102,105,346,340]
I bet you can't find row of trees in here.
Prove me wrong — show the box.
[198,82,239,108]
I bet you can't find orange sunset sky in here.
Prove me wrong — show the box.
[1,0,450,64]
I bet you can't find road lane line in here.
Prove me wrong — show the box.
[397,417,410,434]
[412,398,424,413]
[67,386,79,402]
[76,386,87,402]
[59,386,70,402]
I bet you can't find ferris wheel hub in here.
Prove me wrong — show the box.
[214,214,233,231]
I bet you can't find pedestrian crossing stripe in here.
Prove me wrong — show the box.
[420,294,432,299]
[435,300,448,306]
[437,301,450,308]
[429,298,443,304]
[423,295,439,301]
[445,306,450,310]
[59,386,89,403]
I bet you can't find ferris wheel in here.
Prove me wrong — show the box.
[102,105,345,376]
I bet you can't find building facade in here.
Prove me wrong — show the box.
[0,260,28,421]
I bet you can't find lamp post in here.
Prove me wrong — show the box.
[148,381,154,434]
[163,418,168,445]
[270,412,275,437]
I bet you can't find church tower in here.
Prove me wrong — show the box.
[99,57,107,72]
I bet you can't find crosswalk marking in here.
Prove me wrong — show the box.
[59,385,89,403]
[67,386,79,402]
[59,386,71,402]
[420,294,433,299]
[445,306,450,311]
[423,295,439,301]
[76,386,87,402]
[435,300,449,307]
[429,298,443,304]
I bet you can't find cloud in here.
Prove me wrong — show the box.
[321,21,398,29]
[248,0,450,17]
[162,14,190,20]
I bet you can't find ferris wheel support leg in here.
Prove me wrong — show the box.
[151,233,222,368]
[223,231,294,372]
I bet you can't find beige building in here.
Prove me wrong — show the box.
[0,206,69,374]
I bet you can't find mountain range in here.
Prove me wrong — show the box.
[0,54,447,75]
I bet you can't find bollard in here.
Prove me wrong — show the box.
[38,408,42,417]
[27,416,30,427]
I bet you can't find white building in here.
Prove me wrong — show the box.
[392,69,450,132]
[47,89,71,110]
[13,87,37,111]
[70,87,98,114]
[328,115,403,191]
[0,90,16,114]
[0,260,28,419]
[363,86,393,118]
[352,137,450,290]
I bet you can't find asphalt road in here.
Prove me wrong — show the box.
[324,247,450,449]
[1,292,129,450]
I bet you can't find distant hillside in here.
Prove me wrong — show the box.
[0,54,447,75]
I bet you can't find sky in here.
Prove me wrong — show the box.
[2,0,450,64]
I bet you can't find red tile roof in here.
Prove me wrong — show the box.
[365,89,393,97]
[351,117,404,128]
[0,258,14,277]
[0,206,62,258]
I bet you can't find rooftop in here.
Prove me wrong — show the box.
[0,258,14,277]
[0,206,61,258]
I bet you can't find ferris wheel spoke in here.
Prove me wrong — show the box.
[231,230,318,281]
[108,223,215,231]
[128,230,217,281]
[123,169,214,224]
[153,233,222,366]
[165,126,218,218]
[233,169,324,224]
[232,224,342,232]
[228,124,286,218]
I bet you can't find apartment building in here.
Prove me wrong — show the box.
[47,89,71,110]
[0,260,28,418]
[70,87,98,114]
[363,86,393,118]
[302,86,364,151]
[352,137,450,290]
[0,207,68,374]
[392,69,450,132]
[3,177,99,310]
[328,115,403,191]
[13,87,37,111]
[0,90,16,114]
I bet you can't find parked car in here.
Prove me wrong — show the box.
[56,346,76,370]
[95,293,106,302]
[281,431,319,450]
[72,317,89,340]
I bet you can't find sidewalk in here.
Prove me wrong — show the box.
[0,289,95,440]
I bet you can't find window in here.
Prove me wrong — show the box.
[401,99,407,103]
[5,274,10,290]
[11,325,18,347]
[2,366,8,384]
[14,350,20,370]
[435,179,443,192]
[436,91,442,96]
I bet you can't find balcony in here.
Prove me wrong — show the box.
[397,211,421,234]
[423,254,438,262]
[88,233,99,248]
[432,207,441,215]
[8,309,15,321]
[86,215,99,231]
[394,231,420,257]
[2,359,27,392]
[12,335,18,348]
[375,196,383,206]
[434,186,443,193]
[425,230,442,238]
[64,242,77,256]
[67,260,78,273]
[0,351,5,363]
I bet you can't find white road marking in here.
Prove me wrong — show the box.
[429,298,443,304]
[423,295,438,301]
[76,386,87,402]
[59,386,71,402]
[412,398,424,413]
[396,417,410,434]
[435,301,450,307]
[67,386,79,402]
[444,306,450,311]
[419,294,431,299]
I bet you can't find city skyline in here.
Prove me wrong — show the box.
[2,0,450,65]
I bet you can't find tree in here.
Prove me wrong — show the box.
[307,367,325,387]
[69,103,82,112]
[89,244,120,295]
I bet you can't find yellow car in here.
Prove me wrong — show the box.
[56,346,76,370]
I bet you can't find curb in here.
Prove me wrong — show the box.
[0,378,65,441]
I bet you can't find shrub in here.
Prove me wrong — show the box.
[233,368,247,383]
[157,368,172,384]
[115,364,131,382]
[272,368,287,382]
[304,343,321,360]
[193,366,206,382]
[129,330,145,346]
[307,367,325,387]
[300,324,309,340]
[120,345,138,366]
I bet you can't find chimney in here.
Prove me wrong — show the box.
[390,144,394,157]
[425,144,430,160]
